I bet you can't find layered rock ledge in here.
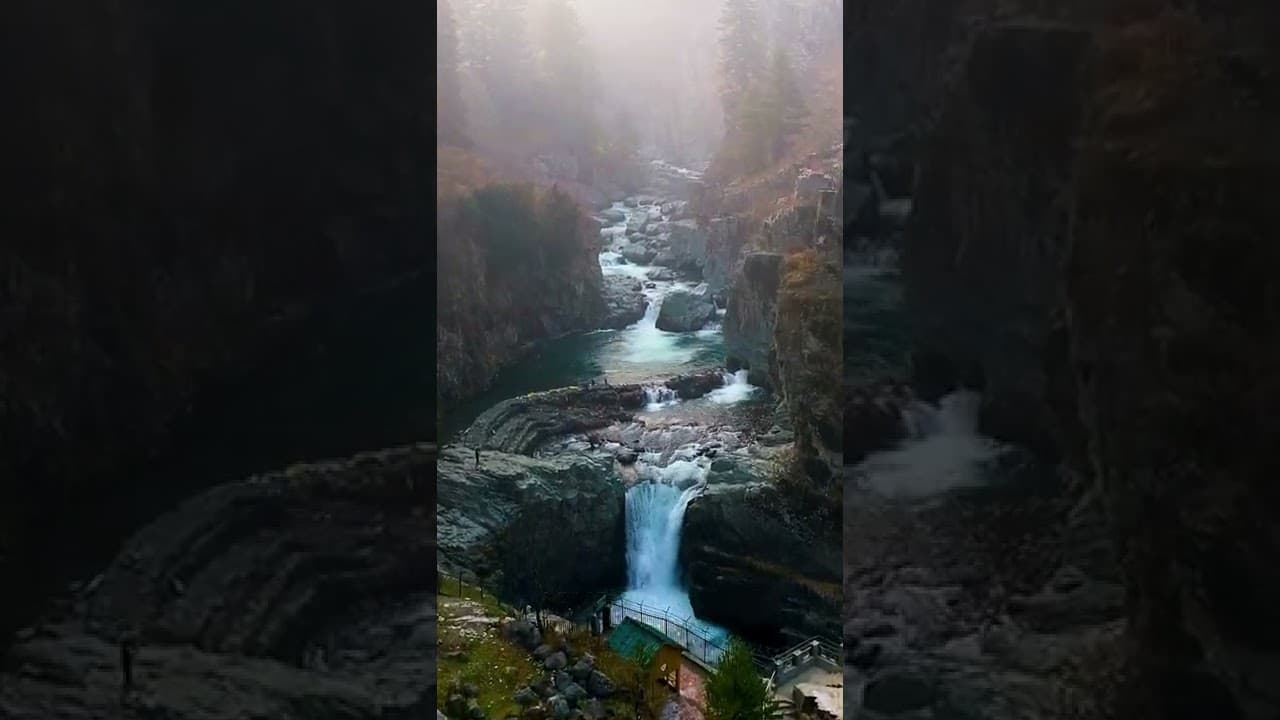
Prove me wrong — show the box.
[0,444,437,719]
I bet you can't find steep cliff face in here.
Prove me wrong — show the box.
[863,3,1280,717]
[436,174,605,406]
[775,250,843,489]
[905,25,1092,455]
[1063,14,1280,717]
[436,446,626,607]
[0,0,433,640]
[724,252,785,387]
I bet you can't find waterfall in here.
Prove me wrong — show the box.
[620,461,728,645]
[643,385,681,411]
[706,369,758,405]
[858,389,1004,499]
[625,482,697,592]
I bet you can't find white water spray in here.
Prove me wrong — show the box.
[706,369,758,405]
[642,385,681,411]
[621,461,728,644]
[859,390,1004,499]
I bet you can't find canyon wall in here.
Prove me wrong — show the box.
[0,0,434,639]
[435,178,606,406]
[851,1,1280,716]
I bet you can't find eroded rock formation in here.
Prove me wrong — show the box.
[0,444,437,719]
[848,3,1280,718]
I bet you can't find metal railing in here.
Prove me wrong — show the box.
[760,636,842,689]
[607,597,731,668]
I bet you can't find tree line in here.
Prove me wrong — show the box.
[436,0,639,184]
[716,0,810,177]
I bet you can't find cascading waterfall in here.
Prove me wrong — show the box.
[859,389,1005,499]
[706,369,758,405]
[642,385,681,411]
[620,460,728,646]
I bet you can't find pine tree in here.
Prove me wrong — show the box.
[766,46,807,162]
[458,0,536,121]
[436,0,468,147]
[534,0,597,159]
[717,0,766,134]
[705,638,780,720]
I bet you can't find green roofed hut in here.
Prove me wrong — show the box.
[608,618,684,692]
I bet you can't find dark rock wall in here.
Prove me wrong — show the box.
[1,0,433,639]
[724,252,786,387]
[904,25,1093,455]
[436,192,606,407]
[854,1,1280,716]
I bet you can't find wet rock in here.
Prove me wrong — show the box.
[600,208,627,223]
[602,275,647,329]
[655,287,717,332]
[620,243,656,265]
[663,370,724,399]
[646,267,677,282]
[547,695,571,719]
[534,644,555,660]
[844,383,909,464]
[682,481,840,642]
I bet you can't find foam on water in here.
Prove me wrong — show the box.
[858,390,1004,499]
[642,385,681,412]
[705,369,759,405]
[621,459,728,644]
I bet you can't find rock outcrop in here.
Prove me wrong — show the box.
[460,385,643,455]
[1,0,435,645]
[655,286,717,332]
[904,24,1092,456]
[438,183,606,405]
[0,444,437,719]
[852,5,1280,718]
[602,276,648,329]
[724,252,785,387]
[436,446,626,607]
[681,478,840,646]
[775,251,843,489]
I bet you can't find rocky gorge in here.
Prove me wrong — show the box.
[437,150,846,663]
[843,3,1280,719]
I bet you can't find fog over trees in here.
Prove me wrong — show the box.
[440,0,841,170]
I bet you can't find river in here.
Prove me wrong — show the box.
[445,185,765,655]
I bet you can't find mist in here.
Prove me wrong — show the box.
[440,0,842,171]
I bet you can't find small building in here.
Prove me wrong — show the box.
[607,618,684,692]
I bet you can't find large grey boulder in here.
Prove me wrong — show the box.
[655,286,717,332]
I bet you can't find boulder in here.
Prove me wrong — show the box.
[663,370,725,400]
[681,481,840,643]
[586,670,615,698]
[619,243,656,265]
[547,695,571,719]
[544,651,568,670]
[601,275,647,330]
[655,287,717,332]
[514,688,538,707]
